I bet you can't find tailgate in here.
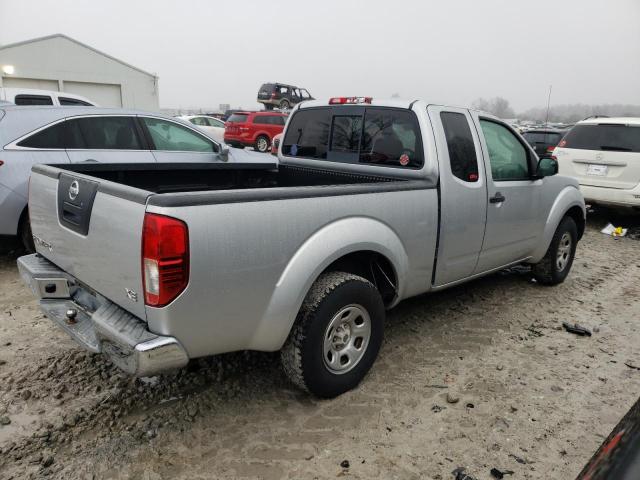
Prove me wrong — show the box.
[29,165,150,319]
[557,148,640,189]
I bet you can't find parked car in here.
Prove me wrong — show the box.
[18,97,584,398]
[555,117,640,207]
[257,83,313,111]
[271,133,283,156]
[523,128,568,158]
[0,105,273,250]
[177,114,225,143]
[0,87,95,106]
[224,111,287,152]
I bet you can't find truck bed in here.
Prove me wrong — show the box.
[52,162,400,195]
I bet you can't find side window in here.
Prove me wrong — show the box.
[207,117,224,128]
[274,116,286,126]
[59,97,92,106]
[440,112,479,182]
[17,121,68,148]
[190,117,207,126]
[253,116,269,125]
[331,116,362,152]
[67,116,143,150]
[480,120,530,181]
[14,95,54,106]
[360,108,423,168]
[282,108,331,159]
[142,117,216,152]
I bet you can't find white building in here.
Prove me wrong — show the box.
[0,34,159,110]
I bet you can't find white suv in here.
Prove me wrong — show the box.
[555,117,640,207]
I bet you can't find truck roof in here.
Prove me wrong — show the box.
[299,98,416,110]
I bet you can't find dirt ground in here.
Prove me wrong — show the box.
[1,211,640,480]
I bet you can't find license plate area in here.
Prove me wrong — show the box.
[587,164,608,176]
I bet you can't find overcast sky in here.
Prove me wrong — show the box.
[1,0,639,111]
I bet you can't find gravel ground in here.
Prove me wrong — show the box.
[1,211,639,480]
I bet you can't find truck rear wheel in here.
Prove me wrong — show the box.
[281,272,384,398]
[532,216,577,285]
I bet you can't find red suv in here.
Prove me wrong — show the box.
[224,111,287,153]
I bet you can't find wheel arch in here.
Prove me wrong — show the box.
[249,216,409,351]
[530,186,586,263]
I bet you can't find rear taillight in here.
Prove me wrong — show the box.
[0,160,4,167]
[271,92,277,98]
[546,146,556,153]
[142,213,189,307]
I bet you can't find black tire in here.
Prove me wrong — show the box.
[19,211,35,253]
[279,100,290,110]
[532,216,578,285]
[281,272,385,398]
[255,135,270,153]
[264,104,274,111]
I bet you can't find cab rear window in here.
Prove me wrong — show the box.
[560,124,640,152]
[282,107,423,168]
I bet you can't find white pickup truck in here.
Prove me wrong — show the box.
[18,97,586,397]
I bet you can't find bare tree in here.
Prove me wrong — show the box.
[472,97,515,119]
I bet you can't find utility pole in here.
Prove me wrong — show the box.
[544,85,552,126]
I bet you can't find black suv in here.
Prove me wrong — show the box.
[523,129,568,158]
[257,83,314,111]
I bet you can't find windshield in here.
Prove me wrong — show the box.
[523,132,563,145]
[560,124,640,152]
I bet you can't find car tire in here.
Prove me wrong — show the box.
[264,104,274,111]
[19,211,35,253]
[255,135,270,153]
[279,100,290,110]
[281,271,385,398]
[532,216,577,285]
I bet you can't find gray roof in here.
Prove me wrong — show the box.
[0,33,157,79]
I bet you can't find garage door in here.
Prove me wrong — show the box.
[63,81,122,107]
[2,77,59,91]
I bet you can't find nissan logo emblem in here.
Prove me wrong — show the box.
[68,180,80,200]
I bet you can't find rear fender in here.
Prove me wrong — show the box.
[530,185,586,262]
[249,216,409,351]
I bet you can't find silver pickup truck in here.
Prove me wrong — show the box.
[18,98,586,398]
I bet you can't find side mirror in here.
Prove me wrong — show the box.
[534,157,558,179]
[219,144,230,162]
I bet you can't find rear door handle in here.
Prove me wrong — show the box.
[489,192,506,204]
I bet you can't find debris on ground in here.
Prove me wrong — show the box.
[509,454,527,464]
[601,223,627,238]
[432,405,445,413]
[446,392,460,404]
[562,322,592,336]
[490,467,514,479]
[452,467,478,480]
[624,361,640,371]
[340,460,350,469]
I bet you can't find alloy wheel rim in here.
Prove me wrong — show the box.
[556,232,572,272]
[322,304,371,374]
[257,138,268,151]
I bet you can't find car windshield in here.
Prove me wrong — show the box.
[227,114,249,123]
[561,124,640,152]
[523,132,563,144]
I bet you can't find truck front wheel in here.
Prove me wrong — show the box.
[532,216,578,285]
[281,272,385,398]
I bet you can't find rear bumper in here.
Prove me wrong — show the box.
[581,183,640,207]
[17,254,189,376]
